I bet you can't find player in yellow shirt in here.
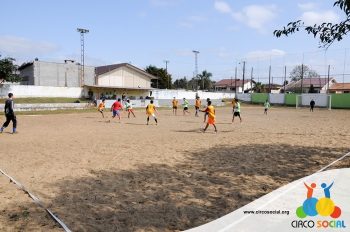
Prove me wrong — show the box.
[195,97,201,117]
[97,98,106,118]
[172,97,178,115]
[201,100,217,133]
[146,100,158,125]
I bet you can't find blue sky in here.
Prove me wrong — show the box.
[1,0,349,83]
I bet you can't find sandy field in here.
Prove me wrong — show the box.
[0,106,349,232]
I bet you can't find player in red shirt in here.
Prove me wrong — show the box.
[111,98,123,123]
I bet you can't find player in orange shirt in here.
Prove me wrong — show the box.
[201,100,217,133]
[195,97,201,117]
[97,98,106,118]
[172,97,178,115]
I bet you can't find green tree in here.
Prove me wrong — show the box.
[0,55,21,83]
[173,77,188,89]
[289,65,319,81]
[274,0,350,47]
[197,70,214,90]
[253,82,263,93]
[145,65,172,89]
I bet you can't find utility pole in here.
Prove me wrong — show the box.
[327,65,331,94]
[250,67,254,93]
[284,65,287,93]
[77,28,89,87]
[234,65,237,93]
[193,50,200,90]
[242,61,246,93]
[300,64,304,93]
[164,60,170,89]
[268,65,271,93]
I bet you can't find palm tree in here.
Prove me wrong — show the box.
[197,70,213,90]
[253,82,263,93]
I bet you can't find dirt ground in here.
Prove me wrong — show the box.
[0,106,349,232]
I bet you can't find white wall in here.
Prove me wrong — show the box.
[98,67,151,88]
[236,93,251,102]
[97,99,159,108]
[152,90,235,100]
[0,84,85,98]
[269,94,285,104]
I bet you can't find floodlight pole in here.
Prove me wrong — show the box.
[77,28,89,87]
[193,50,200,90]
[164,60,170,89]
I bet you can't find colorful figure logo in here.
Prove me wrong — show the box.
[296,182,342,219]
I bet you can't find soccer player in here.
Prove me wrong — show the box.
[111,98,123,123]
[264,100,270,115]
[201,100,217,133]
[125,99,136,118]
[172,97,178,115]
[203,98,210,122]
[146,100,158,125]
[0,93,17,134]
[195,97,201,117]
[98,98,106,118]
[182,98,190,115]
[232,98,242,123]
[310,99,315,112]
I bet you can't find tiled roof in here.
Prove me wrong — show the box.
[214,79,253,87]
[285,78,335,90]
[329,83,350,90]
[95,63,157,79]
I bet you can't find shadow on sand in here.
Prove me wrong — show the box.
[3,144,349,232]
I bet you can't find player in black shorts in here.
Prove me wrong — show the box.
[0,93,17,134]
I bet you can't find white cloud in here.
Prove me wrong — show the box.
[245,49,286,60]
[298,2,317,11]
[301,10,340,25]
[150,0,180,7]
[0,35,58,58]
[233,5,278,32]
[179,15,207,28]
[214,2,279,32]
[214,1,232,14]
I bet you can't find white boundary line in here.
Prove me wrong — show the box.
[217,151,350,232]
[0,168,72,232]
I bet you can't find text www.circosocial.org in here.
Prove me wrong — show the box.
[243,210,290,215]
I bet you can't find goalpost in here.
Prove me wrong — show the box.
[296,94,332,110]
[296,95,302,109]
[327,94,332,110]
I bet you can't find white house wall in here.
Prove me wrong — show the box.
[97,67,151,88]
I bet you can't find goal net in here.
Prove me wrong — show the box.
[296,94,332,110]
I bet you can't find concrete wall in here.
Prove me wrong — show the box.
[331,93,350,109]
[20,61,95,87]
[97,99,159,108]
[0,103,88,111]
[236,93,251,102]
[151,90,235,100]
[98,99,224,109]
[269,94,285,104]
[301,94,329,107]
[251,93,268,104]
[0,84,85,98]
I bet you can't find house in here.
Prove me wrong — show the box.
[86,63,157,99]
[18,60,158,99]
[329,83,350,93]
[214,79,255,93]
[259,83,283,93]
[18,60,95,87]
[284,78,336,93]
